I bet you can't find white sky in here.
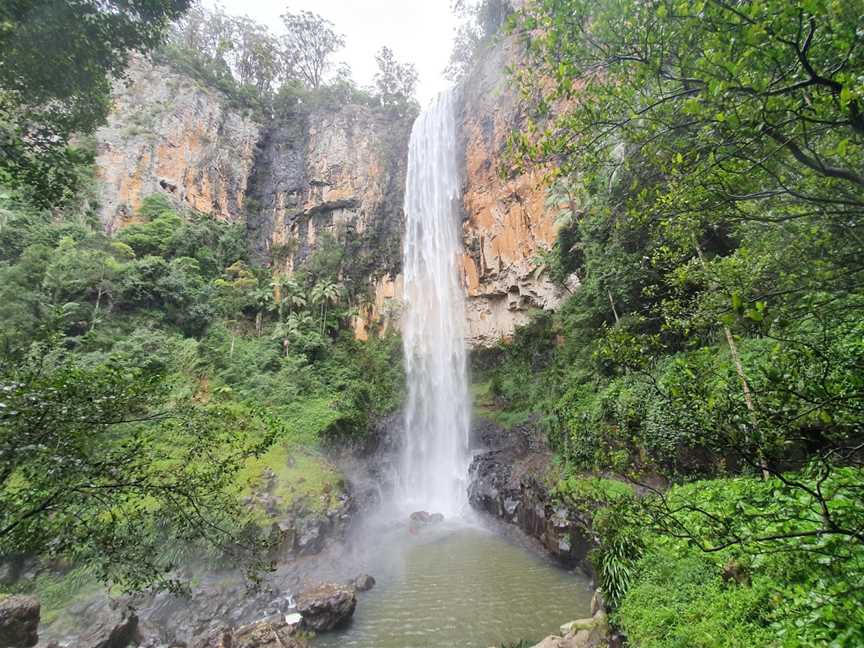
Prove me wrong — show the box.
[206,0,459,106]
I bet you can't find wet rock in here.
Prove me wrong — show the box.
[468,417,593,569]
[590,590,606,617]
[352,574,376,592]
[408,511,444,533]
[80,605,140,648]
[192,617,307,648]
[409,511,431,523]
[0,595,40,648]
[191,627,233,648]
[295,518,325,555]
[294,584,356,632]
[534,608,609,648]
[233,617,306,648]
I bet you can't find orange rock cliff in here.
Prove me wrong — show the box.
[94,42,573,347]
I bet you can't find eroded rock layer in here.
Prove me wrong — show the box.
[95,56,261,230]
[456,39,571,347]
[94,38,569,347]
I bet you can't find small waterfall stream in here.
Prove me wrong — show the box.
[399,89,471,516]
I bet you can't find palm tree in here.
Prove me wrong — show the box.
[270,276,306,320]
[310,279,341,335]
[252,284,273,336]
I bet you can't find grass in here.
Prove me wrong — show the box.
[237,442,344,523]
[472,380,533,429]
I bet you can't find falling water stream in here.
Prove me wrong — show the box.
[399,89,471,516]
[317,91,592,647]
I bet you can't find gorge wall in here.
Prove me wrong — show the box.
[93,40,568,347]
[94,56,410,339]
[456,38,571,347]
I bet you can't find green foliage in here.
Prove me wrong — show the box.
[446,0,513,81]
[373,47,419,118]
[0,0,191,205]
[0,191,404,595]
[617,472,864,647]
[0,351,281,592]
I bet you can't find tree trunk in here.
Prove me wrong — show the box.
[608,290,620,324]
[90,285,104,332]
[695,243,769,479]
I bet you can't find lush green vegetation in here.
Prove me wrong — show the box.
[1,1,410,602]
[0,189,404,593]
[470,0,864,645]
[156,4,420,120]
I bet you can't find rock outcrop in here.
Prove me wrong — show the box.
[93,39,574,348]
[94,57,413,341]
[95,55,261,231]
[456,37,574,347]
[80,605,141,648]
[529,597,614,648]
[0,595,39,648]
[293,583,356,632]
[245,104,410,284]
[468,418,592,569]
[192,615,306,648]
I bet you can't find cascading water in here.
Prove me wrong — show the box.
[399,89,471,516]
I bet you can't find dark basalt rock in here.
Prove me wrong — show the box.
[80,605,141,648]
[352,574,376,592]
[468,418,593,571]
[0,595,40,648]
[293,583,356,632]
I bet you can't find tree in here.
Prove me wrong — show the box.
[0,0,193,205]
[310,279,341,335]
[165,7,284,94]
[280,11,345,89]
[213,261,257,357]
[373,47,419,114]
[445,0,512,81]
[510,0,864,233]
[0,352,279,592]
[500,0,864,583]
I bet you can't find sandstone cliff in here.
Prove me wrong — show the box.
[456,38,572,347]
[93,56,411,338]
[93,39,568,348]
[94,56,261,230]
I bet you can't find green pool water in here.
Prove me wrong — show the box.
[315,521,593,648]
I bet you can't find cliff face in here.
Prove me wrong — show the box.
[94,57,411,336]
[93,39,566,348]
[94,56,261,230]
[456,38,571,347]
[245,104,410,284]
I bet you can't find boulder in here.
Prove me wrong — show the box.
[0,595,40,648]
[233,617,305,648]
[409,511,431,523]
[352,574,376,592]
[295,518,325,555]
[191,617,307,648]
[294,583,356,632]
[408,511,444,532]
[80,606,141,648]
[558,609,610,648]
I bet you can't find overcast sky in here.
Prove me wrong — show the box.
[206,0,459,106]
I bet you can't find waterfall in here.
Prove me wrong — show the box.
[399,89,471,516]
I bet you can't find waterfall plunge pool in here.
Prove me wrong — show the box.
[315,517,593,648]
